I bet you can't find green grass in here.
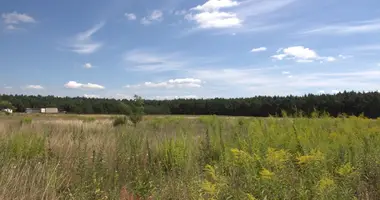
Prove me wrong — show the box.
[0,114,379,199]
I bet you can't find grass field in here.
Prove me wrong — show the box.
[1,114,380,199]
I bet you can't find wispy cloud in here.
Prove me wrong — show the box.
[66,22,105,54]
[141,10,163,25]
[64,81,105,89]
[125,78,203,89]
[25,85,44,89]
[302,19,380,35]
[189,67,380,96]
[123,49,187,72]
[1,12,36,30]
[272,46,336,63]
[251,47,267,52]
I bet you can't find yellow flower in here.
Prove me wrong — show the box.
[296,150,324,165]
[230,148,256,165]
[337,163,355,176]
[318,177,336,192]
[266,148,291,169]
[260,168,274,180]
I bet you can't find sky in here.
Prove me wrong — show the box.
[1,0,380,100]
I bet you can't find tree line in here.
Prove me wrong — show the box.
[1,91,380,118]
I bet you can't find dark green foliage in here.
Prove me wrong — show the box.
[129,95,144,127]
[3,91,380,118]
[0,100,14,110]
[113,116,127,127]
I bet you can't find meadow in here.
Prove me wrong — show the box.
[0,114,380,200]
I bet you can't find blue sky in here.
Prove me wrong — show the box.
[1,0,380,99]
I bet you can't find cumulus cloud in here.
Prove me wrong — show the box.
[26,85,44,89]
[251,47,267,52]
[83,63,92,69]
[185,0,241,29]
[84,94,100,98]
[153,95,198,100]
[125,13,137,20]
[125,78,203,89]
[272,46,336,63]
[64,81,105,89]
[66,22,105,54]
[141,10,163,25]
[184,0,296,31]
[1,12,36,30]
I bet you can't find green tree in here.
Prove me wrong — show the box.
[0,100,14,110]
[129,95,144,127]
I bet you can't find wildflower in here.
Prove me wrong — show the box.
[296,150,324,165]
[260,168,274,180]
[266,148,290,169]
[318,177,336,192]
[337,163,355,176]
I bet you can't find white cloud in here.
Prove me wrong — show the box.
[125,78,203,89]
[331,90,340,94]
[66,22,105,54]
[153,95,198,100]
[2,12,36,30]
[114,93,133,100]
[251,47,267,52]
[4,86,12,89]
[64,81,105,89]
[186,0,241,29]
[282,71,290,75]
[5,25,17,30]
[302,19,380,35]
[26,85,44,89]
[124,50,187,72]
[141,10,163,25]
[192,0,240,11]
[83,63,92,69]
[186,11,241,28]
[338,54,352,59]
[184,0,296,31]
[272,46,336,63]
[84,94,100,98]
[318,90,325,94]
[2,12,36,24]
[125,13,137,20]
[296,59,314,63]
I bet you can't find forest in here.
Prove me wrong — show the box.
[1,91,380,118]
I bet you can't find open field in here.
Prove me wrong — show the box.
[1,114,380,199]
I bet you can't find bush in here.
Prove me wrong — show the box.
[20,117,33,125]
[113,116,127,127]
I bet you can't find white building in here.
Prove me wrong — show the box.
[2,108,13,114]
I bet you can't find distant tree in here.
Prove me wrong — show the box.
[0,100,14,110]
[129,95,144,127]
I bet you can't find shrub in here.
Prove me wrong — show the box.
[129,95,144,127]
[20,117,33,125]
[113,116,127,127]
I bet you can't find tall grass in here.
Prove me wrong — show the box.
[0,114,380,199]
